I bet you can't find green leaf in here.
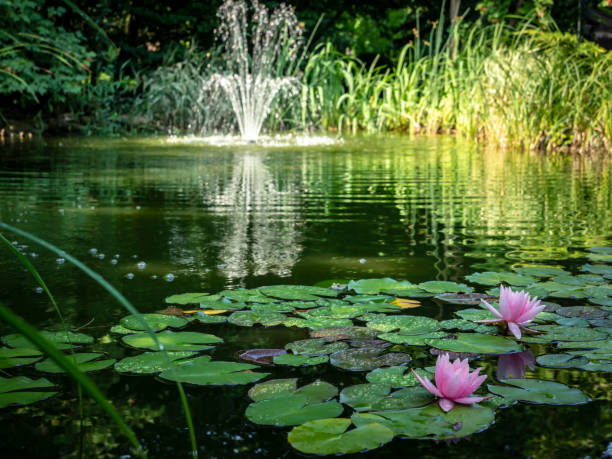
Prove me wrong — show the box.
[285,338,348,356]
[0,347,42,369]
[165,292,213,305]
[191,312,227,324]
[119,313,188,332]
[330,347,411,371]
[455,308,497,321]
[248,379,338,403]
[465,272,535,286]
[122,330,223,351]
[348,278,411,294]
[418,281,472,294]
[219,289,276,303]
[365,315,439,334]
[581,264,612,276]
[309,326,379,341]
[246,394,343,426]
[2,331,93,350]
[283,317,353,329]
[227,310,286,327]
[36,353,116,373]
[0,376,57,409]
[513,266,569,278]
[425,333,523,355]
[434,293,491,305]
[273,354,329,366]
[536,354,589,369]
[378,331,448,346]
[114,351,197,374]
[524,325,607,343]
[382,285,434,298]
[488,379,590,405]
[159,356,269,386]
[287,418,394,455]
[340,383,433,411]
[260,285,338,300]
[366,366,432,388]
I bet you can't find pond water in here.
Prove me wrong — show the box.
[0,135,610,457]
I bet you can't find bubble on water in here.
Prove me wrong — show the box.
[56,258,65,264]
[90,248,98,255]
[158,343,164,351]
[78,204,82,209]
[114,254,120,259]
[151,275,158,279]
[30,252,38,258]
[137,261,146,270]
[125,272,134,280]
[35,287,43,294]
[59,209,64,215]
[217,264,226,269]
[164,273,175,282]
[359,258,366,264]
[98,253,105,259]
[11,241,18,246]
[136,206,141,210]
[132,255,138,259]
[111,259,118,265]
[204,268,211,273]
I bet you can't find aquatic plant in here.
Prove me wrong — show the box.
[479,285,546,339]
[412,353,489,412]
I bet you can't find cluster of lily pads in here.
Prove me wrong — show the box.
[0,247,611,455]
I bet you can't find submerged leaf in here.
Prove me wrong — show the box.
[0,376,57,409]
[36,353,116,373]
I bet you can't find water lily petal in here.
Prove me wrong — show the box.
[438,398,455,412]
[481,299,503,319]
[453,395,491,405]
[507,322,522,339]
[411,369,442,397]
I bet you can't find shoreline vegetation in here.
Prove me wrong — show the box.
[2,3,612,154]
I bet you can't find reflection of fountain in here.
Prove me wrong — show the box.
[214,153,302,281]
[211,0,303,142]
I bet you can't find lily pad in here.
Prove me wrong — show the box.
[228,311,286,327]
[0,376,57,409]
[238,349,287,365]
[159,356,269,386]
[330,347,411,371]
[115,351,197,374]
[310,327,379,341]
[36,353,116,373]
[513,266,569,278]
[418,281,472,294]
[122,330,223,351]
[455,308,497,322]
[246,394,343,426]
[465,272,535,286]
[378,331,448,346]
[339,383,391,411]
[287,418,394,455]
[219,289,276,303]
[348,278,411,295]
[191,312,227,324]
[285,338,348,356]
[582,264,612,276]
[250,303,296,313]
[119,313,188,332]
[434,293,492,305]
[260,285,338,301]
[0,347,42,369]
[248,379,338,403]
[2,331,94,350]
[365,315,439,334]
[487,379,590,405]
[526,325,607,342]
[283,317,354,330]
[536,354,589,369]
[382,285,434,298]
[199,298,245,310]
[344,294,393,304]
[273,354,329,366]
[425,333,523,355]
[366,366,433,388]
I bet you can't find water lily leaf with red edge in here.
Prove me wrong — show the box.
[238,349,287,365]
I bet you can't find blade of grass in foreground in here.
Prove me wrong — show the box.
[0,222,198,458]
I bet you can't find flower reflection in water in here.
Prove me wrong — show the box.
[496,350,536,379]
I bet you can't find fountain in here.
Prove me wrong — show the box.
[210,0,304,142]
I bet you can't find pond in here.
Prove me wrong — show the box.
[0,135,610,458]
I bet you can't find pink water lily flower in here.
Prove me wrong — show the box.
[411,353,489,412]
[479,285,545,339]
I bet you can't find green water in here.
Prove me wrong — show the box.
[0,135,610,457]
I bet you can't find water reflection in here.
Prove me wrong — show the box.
[497,350,536,379]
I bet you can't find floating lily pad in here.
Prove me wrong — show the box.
[382,285,434,298]
[285,338,348,356]
[246,394,343,426]
[589,247,612,255]
[365,315,439,334]
[465,272,535,286]
[122,330,223,351]
[487,379,590,405]
[199,298,245,310]
[283,317,354,330]
[250,303,296,313]
[119,314,188,332]
[299,304,371,319]
[0,376,57,409]
[584,285,612,299]
[2,331,94,350]
[377,331,448,346]
[260,285,338,301]
[351,404,495,440]
[36,353,116,373]
[425,333,523,355]
[344,294,393,304]
[110,325,137,335]
[248,379,338,403]
[115,351,197,374]
[536,354,589,369]
[581,264,612,276]
[513,266,569,278]
[287,418,394,455]
[556,317,590,327]
[455,308,497,322]
[310,326,379,341]
[228,311,286,327]
[418,281,472,294]
[0,347,42,369]
[553,274,606,286]
[339,383,391,411]
[366,366,433,388]
[191,312,227,324]
[556,340,612,350]
[219,289,276,303]
[526,325,607,342]
[434,293,491,305]
[330,347,411,371]
[238,349,287,365]
[273,354,329,367]
[159,356,269,386]
[165,292,215,305]
[486,285,549,299]
[348,278,411,295]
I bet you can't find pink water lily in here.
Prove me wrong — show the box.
[478,285,545,339]
[411,353,489,412]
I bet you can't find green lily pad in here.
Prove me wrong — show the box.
[351,404,495,440]
[299,304,370,319]
[310,327,379,341]
[418,281,472,294]
[366,366,433,388]
[273,354,329,367]
[35,353,116,373]
[248,379,338,403]
[260,285,338,301]
[238,349,286,365]
[434,293,492,305]
[536,354,589,369]
[556,340,612,350]
[377,331,448,346]
[513,266,569,278]
[465,272,535,286]
[199,298,245,310]
[228,310,286,327]
[339,383,391,411]
[159,356,269,386]
[287,418,394,455]
[553,274,606,286]
[584,285,612,298]
[219,289,276,303]
[425,333,523,355]
[348,278,411,295]
[165,292,214,305]
[486,285,549,299]
[488,379,590,405]
[122,330,223,351]
[344,294,393,304]
[582,264,612,276]
[526,325,607,342]
[110,325,137,334]
[589,247,612,255]
[246,394,343,426]
[454,308,498,321]
[587,253,612,262]
[0,347,42,369]
[285,338,348,356]
[382,285,434,298]
[0,376,57,409]
[283,317,354,330]
[119,313,188,332]
[330,347,411,371]
[2,331,94,350]
[556,317,590,327]
[365,315,439,334]
[115,351,197,374]
[250,303,296,313]
[191,312,227,324]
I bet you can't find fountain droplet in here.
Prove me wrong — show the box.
[151,275,158,280]
[359,258,366,264]
[164,273,175,282]
[114,254,120,259]
[56,258,65,264]
[98,253,105,259]
[30,252,38,258]
[125,272,134,280]
[90,248,98,255]
[136,206,141,210]
[137,261,146,270]
[35,287,43,293]
[111,259,118,265]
